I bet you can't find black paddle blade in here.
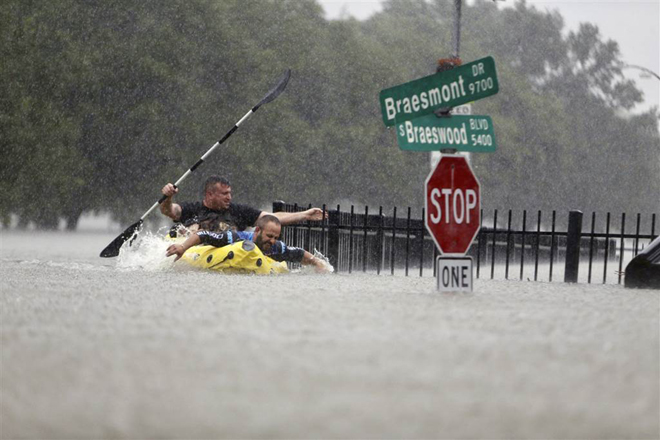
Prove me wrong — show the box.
[255,69,291,109]
[99,219,144,258]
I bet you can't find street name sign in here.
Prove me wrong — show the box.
[396,114,496,152]
[425,154,481,255]
[379,56,499,126]
[436,257,473,292]
[431,104,474,169]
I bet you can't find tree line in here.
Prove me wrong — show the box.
[1,0,658,229]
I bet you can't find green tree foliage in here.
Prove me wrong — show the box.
[1,0,657,229]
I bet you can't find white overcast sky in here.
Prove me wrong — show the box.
[318,0,660,114]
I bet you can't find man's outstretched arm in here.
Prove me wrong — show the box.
[264,208,327,225]
[267,243,330,273]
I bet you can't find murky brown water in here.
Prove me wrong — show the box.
[1,230,658,439]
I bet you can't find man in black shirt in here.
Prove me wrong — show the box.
[160,175,326,232]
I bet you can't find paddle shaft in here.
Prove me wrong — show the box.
[99,69,290,258]
[140,108,257,221]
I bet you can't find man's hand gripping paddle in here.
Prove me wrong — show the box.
[100,69,291,258]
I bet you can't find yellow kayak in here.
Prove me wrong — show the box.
[177,240,289,275]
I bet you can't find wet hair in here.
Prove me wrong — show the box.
[255,214,281,230]
[204,175,231,194]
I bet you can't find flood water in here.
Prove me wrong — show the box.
[1,230,658,439]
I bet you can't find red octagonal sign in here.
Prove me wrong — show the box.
[425,155,481,255]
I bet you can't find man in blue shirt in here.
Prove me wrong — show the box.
[165,214,329,272]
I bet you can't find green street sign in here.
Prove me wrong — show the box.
[396,114,496,152]
[379,56,499,127]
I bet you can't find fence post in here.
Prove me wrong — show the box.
[272,201,287,242]
[564,210,583,283]
[327,209,341,273]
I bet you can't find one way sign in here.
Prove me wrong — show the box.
[436,257,473,292]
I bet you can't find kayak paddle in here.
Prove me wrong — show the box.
[100,69,291,258]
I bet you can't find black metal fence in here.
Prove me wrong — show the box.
[273,202,658,284]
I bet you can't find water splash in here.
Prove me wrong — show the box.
[116,227,178,272]
[313,248,334,273]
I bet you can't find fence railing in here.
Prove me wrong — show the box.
[273,202,658,284]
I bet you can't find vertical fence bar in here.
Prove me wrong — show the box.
[491,209,498,279]
[564,210,583,283]
[652,213,657,238]
[272,201,285,243]
[362,206,369,272]
[603,212,611,284]
[327,205,341,273]
[476,209,483,278]
[292,203,299,247]
[282,203,290,245]
[588,212,596,284]
[549,211,557,282]
[618,213,626,285]
[391,207,397,275]
[405,207,411,276]
[634,213,641,256]
[377,206,384,275]
[520,210,527,281]
[297,206,303,247]
[534,210,541,282]
[280,206,289,244]
[419,208,425,277]
[300,205,306,248]
[321,204,327,255]
[348,205,354,274]
[316,207,322,255]
[505,210,512,280]
[306,203,312,252]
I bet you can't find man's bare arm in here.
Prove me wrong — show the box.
[165,233,201,262]
[301,250,330,273]
[160,183,182,221]
[264,208,327,225]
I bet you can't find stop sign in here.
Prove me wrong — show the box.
[425,155,481,255]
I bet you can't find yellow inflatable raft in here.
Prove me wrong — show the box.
[178,240,289,275]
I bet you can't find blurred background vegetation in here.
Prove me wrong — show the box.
[1,0,658,229]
